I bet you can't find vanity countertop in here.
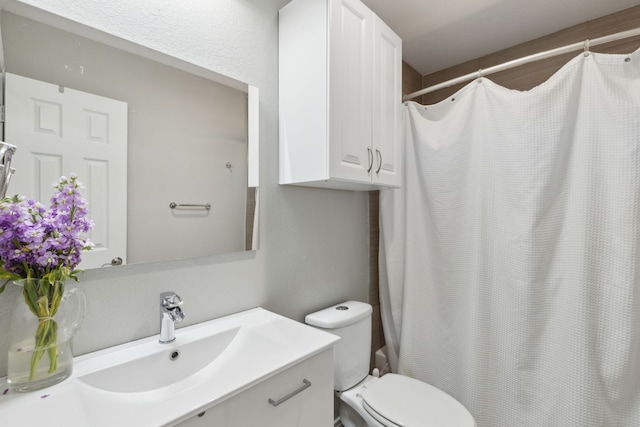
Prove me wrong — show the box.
[0,307,339,426]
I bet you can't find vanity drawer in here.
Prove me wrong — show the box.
[225,349,333,427]
[174,348,334,427]
[173,404,226,426]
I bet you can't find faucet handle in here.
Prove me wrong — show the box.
[171,306,186,323]
[160,291,183,308]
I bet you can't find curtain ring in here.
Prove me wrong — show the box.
[477,69,483,83]
[584,39,590,57]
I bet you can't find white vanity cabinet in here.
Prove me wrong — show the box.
[0,308,339,427]
[279,0,402,191]
[175,349,334,427]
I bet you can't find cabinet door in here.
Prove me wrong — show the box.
[372,18,402,187]
[329,0,374,183]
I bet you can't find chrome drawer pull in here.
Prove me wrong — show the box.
[169,202,211,210]
[268,379,311,407]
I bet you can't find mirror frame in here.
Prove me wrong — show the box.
[0,1,260,268]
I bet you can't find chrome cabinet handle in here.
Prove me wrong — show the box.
[268,379,311,407]
[376,149,382,174]
[169,202,211,210]
[367,147,374,173]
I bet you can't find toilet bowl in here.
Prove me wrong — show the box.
[305,301,476,427]
[338,375,385,427]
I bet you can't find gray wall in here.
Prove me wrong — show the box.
[0,0,370,376]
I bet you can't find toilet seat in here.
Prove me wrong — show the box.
[361,374,475,427]
[362,400,403,427]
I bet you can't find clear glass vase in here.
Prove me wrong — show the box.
[7,279,86,392]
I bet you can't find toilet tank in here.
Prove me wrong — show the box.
[305,301,372,391]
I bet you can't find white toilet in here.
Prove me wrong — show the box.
[305,301,476,427]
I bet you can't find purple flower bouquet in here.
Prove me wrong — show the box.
[0,174,93,382]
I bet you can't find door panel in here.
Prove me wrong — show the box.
[372,18,402,187]
[329,0,373,182]
[5,72,128,269]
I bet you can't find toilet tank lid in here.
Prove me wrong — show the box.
[305,301,372,329]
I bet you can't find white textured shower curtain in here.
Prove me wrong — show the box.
[380,49,640,427]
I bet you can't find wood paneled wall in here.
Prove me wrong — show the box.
[403,60,423,97]
[420,5,640,105]
[368,191,382,370]
[369,61,422,370]
[245,187,256,250]
[369,5,640,372]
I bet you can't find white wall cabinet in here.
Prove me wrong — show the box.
[279,0,402,191]
[174,349,334,427]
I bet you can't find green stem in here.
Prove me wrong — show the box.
[22,280,64,381]
[29,319,51,380]
[47,321,59,373]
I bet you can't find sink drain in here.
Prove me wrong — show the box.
[169,349,180,361]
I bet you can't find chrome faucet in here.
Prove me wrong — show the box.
[159,291,185,343]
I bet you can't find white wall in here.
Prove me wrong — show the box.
[0,0,370,376]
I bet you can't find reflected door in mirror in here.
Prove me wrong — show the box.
[5,72,128,269]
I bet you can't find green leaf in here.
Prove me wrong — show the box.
[37,295,50,317]
[50,282,64,317]
[22,280,41,317]
[0,264,22,282]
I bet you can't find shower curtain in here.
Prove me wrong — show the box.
[379,48,640,427]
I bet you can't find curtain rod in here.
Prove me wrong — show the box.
[403,27,640,102]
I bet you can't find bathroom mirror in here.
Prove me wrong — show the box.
[0,8,259,269]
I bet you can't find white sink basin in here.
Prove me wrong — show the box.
[77,326,241,393]
[0,307,339,427]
